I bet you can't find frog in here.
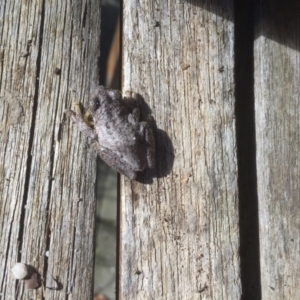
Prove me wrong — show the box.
[67,86,155,180]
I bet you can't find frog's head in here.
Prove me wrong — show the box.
[89,85,122,116]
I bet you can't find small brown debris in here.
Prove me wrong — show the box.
[54,67,61,75]
[181,63,191,71]
[182,172,192,183]
[154,21,160,27]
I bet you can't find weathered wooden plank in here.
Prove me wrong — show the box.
[255,1,300,298]
[0,1,100,299]
[120,1,240,299]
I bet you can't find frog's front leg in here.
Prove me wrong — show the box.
[67,102,97,141]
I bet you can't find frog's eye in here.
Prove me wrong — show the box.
[90,97,101,112]
[94,98,100,109]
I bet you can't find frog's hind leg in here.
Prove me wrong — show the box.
[123,91,141,123]
[95,145,137,180]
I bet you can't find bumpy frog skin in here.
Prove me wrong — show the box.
[67,86,155,180]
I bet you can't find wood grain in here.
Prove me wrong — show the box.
[0,1,100,299]
[255,1,300,298]
[120,1,241,299]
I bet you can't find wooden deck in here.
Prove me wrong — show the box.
[1,0,300,299]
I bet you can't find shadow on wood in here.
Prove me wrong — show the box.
[132,93,175,184]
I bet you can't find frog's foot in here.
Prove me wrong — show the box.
[67,103,97,140]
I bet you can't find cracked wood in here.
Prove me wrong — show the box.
[0,1,100,299]
[119,1,241,299]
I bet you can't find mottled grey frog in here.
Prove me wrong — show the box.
[67,86,155,180]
